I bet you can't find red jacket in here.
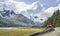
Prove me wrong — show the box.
[47,22,52,27]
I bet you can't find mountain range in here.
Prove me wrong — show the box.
[0,9,41,27]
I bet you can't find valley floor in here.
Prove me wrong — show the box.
[0,27,42,36]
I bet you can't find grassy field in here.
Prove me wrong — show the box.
[0,28,43,36]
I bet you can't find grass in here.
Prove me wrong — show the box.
[0,28,43,36]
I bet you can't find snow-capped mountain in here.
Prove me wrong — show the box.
[0,9,15,17]
[0,9,42,27]
[0,0,44,27]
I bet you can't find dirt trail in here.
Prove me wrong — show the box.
[29,27,60,36]
[37,27,60,36]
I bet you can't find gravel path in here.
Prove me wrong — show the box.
[37,27,60,36]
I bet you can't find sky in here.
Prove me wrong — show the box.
[0,0,60,22]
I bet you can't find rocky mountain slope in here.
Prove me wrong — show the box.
[0,9,41,27]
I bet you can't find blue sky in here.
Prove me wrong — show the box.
[15,0,60,8]
[0,0,60,22]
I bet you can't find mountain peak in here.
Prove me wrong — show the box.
[0,9,16,17]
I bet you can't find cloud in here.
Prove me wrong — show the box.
[6,0,38,14]
[15,2,37,13]
[0,0,60,23]
[32,4,60,22]
[0,0,38,14]
[57,0,60,2]
[44,4,60,17]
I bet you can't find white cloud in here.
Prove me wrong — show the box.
[0,0,38,14]
[39,3,44,7]
[44,4,60,17]
[0,2,3,11]
[44,7,55,17]
[0,0,60,23]
[5,0,38,14]
[57,0,60,2]
[32,4,60,22]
